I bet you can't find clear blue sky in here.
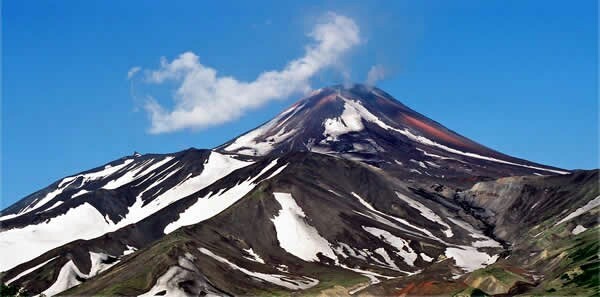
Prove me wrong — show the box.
[2,0,597,207]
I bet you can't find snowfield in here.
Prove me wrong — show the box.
[0,203,115,272]
[323,99,366,141]
[445,246,499,273]
[271,192,336,262]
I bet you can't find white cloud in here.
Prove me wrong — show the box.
[127,66,141,79]
[134,12,360,133]
[365,64,385,86]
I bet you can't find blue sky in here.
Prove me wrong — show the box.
[2,0,597,206]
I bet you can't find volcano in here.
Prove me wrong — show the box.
[0,84,596,297]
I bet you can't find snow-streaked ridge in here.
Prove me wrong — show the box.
[224,103,304,156]
[6,256,58,285]
[324,95,567,175]
[102,157,174,190]
[0,158,137,222]
[164,159,287,234]
[119,152,252,229]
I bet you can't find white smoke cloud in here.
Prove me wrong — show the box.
[365,64,385,86]
[133,12,360,133]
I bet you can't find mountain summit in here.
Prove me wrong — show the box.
[218,84,566,177]
[0,85,596,297]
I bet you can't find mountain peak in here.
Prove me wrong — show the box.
[216,86,566,177]
[320,83,375,92]
[302,83,394,104]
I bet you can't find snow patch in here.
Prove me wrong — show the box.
[88,252,119,276]
[72,189,89,198]
[410,159,427,169]
[416,148,467,164]
[398,130,568,174]
[323,100,366,141]
[271,192,336,262]
[199,247,318,290]
[362,226,417,267]
[351,192,441,242]
[333,242,368,260]
[555,195,600,226]
[373,247,402,271]
[409,169,422,175]
[123,245,137,256]
[447,217,501,248]
[243,248,265,264]
[425,161,440,168]
[341,265,394,295]
[40,260,87,297]
[395,192,453,237]
[445,246,498,273]
[40,201,64,213]
[572,225,587,235]
[420,253,433,262]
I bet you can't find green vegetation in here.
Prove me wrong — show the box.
[244,264,369,296]
[300,268,368,295]
[470,266,528,284]
[518,226,599,296]
[464,265,531,295]
[453,286,490,297]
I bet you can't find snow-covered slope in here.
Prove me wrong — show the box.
[0,150,254,272]
[0,203,114,272]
